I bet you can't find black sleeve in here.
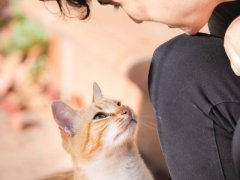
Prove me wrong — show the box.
[208,1,240,38]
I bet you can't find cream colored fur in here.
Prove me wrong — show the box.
[74,142,153,180]
[50,83,154,180]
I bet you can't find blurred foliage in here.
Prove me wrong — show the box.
[1,16,48,55]
[29,54,48,83]
[0,0,49,83]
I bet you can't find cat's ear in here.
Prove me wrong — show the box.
[92,82,103,102]
[52,101,76,135]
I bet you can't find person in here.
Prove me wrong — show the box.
[40,0,240,179]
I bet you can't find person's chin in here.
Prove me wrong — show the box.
[128,16,143,24]
[167,25,199,35]
[180,26,200,35]
[168,25,175,28]
[132,18,143,24]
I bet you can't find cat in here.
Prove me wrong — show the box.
[49,82,154,180]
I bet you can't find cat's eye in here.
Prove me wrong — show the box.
[93,112,109,120]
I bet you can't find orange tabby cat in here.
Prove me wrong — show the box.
[50,83,153,180]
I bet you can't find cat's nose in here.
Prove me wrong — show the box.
[121,107,131,116]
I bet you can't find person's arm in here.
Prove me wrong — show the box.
[224,16,240,76]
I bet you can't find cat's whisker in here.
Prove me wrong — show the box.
[136,115,156,125]
[114,118,125,127]
[137,114,156,119]
[140,120,156,126]
[140,120,155,126]
[139,121,156,129]
[114,118,124,123]
[117,122,125,129]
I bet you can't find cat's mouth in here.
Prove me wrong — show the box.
[124,118,137,130]
[113,118,137,142]
[130,118,137,124]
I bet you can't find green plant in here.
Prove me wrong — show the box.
[1,16,48,55]
[0,0,49,83]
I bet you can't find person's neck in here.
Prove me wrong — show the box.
[73,143,153,180]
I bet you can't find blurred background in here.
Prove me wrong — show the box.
[0,0,208,179]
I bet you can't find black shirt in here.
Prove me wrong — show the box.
[208,1,240,38]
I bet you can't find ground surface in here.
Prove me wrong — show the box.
[0,108,72,180]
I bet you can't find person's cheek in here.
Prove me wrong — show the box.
[225,43,240,76]
[224,16,240,76]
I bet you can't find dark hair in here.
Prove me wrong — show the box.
[40,0,90,20]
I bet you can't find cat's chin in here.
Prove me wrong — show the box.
[112,119,137,145]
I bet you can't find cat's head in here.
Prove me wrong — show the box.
[52,83,137,161]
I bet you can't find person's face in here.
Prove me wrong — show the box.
[98,0,226,34]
